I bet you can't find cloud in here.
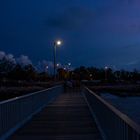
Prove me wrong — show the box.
[126,60,139,66]
[17,55,32,66]
[46,7,95,31]
[6,54,16,64]
[122,60,140,70]
[0,51,34,66]
[0,51,6,60]
[0,51,16,64]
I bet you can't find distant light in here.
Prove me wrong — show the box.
[105,66,108,70]
[56,63,60,67]
[68,63,71,66]
[46,66,49,69]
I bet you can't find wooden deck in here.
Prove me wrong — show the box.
[8,92,102,140]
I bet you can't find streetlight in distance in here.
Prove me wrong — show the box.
[53,40,62,81]
[68,63,71,66]
[67,63,71,71]
[46,66,49,71]
[105,66,108,81]
[56,63,60,67]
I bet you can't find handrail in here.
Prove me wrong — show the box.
[85,87,140,133]
[84,86,140,140]
[0,85,61,105]
[0,85,63,140]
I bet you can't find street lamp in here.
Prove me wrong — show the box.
[53,40,62,81]
[68,63,71,66]
[56,63,60,67]
[46,66,49,71]
[67,62,71,71]
[105,66,108,81]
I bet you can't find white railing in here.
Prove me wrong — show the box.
[0,85,63,140]
[83,87,140,140]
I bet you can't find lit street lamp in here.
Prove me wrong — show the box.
[53,40,62,80]
[105,66,108,81]
[68,63,71,66]
[46,66,49,71]
[56,63,60,67]
[67,62,71,71]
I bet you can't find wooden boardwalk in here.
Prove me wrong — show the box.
[8,92,102,140]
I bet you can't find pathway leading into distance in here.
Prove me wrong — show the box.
[8,92,102,140]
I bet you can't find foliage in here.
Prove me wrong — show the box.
[0,57,140,83]
[71,66,140,83]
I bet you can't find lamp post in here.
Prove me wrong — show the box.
[53,40,62,81]
[46,66,49,72]
[105,66,108,81]
[67,63,71,71]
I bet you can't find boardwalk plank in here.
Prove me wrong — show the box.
[8,92,102,140]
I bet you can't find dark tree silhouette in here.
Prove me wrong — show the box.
[0,57,15,74]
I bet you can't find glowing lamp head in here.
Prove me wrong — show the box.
[55,40,62,46]
[105,66,108,70]
[56,63,60,67]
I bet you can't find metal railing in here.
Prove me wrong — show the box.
[83,87,140,140]
[0,85,63,140]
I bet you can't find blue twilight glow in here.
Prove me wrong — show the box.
[0,0,140,70]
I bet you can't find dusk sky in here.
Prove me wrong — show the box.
[1,0,140,70]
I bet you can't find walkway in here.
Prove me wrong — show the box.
[8,92,102,140]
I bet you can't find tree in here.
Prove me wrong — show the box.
[0,57,15,74]
[23,64,37,81]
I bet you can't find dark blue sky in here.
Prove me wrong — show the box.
[0,0,140,70]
